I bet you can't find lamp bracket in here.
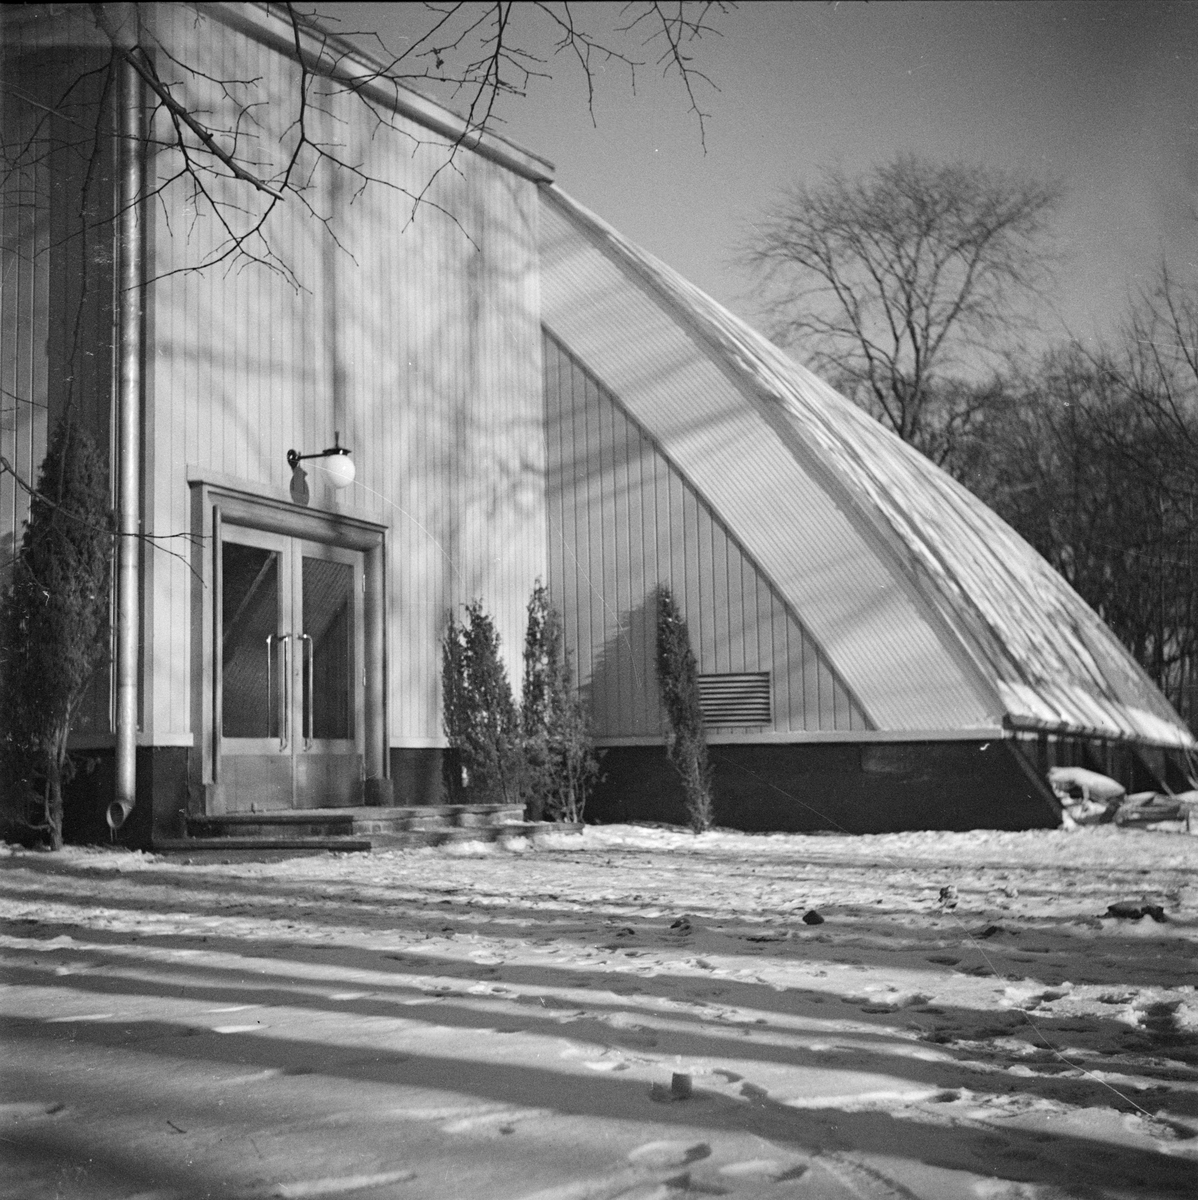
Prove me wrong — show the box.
[287,430,351,472]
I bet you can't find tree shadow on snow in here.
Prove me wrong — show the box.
[4,1012,1196,1197]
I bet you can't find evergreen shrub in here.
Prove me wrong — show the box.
[441,601,525,806]
[0,419,113,849]
[521,582,597,822]
[654,584,714,832]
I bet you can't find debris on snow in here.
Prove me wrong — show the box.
[1105,900,1168,922]
[1049,766,1127,804]
[1114,789,1198,831]
[1051,766,1126,826]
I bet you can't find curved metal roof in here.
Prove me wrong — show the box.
[540,185,1193,750]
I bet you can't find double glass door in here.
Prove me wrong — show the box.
[219,527,364,810]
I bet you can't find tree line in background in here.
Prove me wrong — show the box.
[951,278,1197,726]
[743,156,1198,729]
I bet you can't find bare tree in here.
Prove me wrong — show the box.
[1117,264,1198,460]
[2,1,730,536]
[3,2,729,286]
[956,272,1198,730]
[1102,267,1198,728]
[740,155,1061,462]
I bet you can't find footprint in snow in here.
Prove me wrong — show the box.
[440,1106,548,1134]
[273,1167,416,1196]
[627,1141,710,1168]
[718,1157,810,1182]
[0,1101,65,1120]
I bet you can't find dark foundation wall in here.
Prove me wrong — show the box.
[389,748,454,806]
[60,747,190,848]
[588,740,1061,833]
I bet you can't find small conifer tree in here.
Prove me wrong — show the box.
[521,582,597,822]
[441,601,525,806]
[654,585,714,832]
[0,419,113,849]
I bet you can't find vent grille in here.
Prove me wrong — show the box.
[697,673,771,727]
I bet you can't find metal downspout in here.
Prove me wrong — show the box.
[107,50,143,832]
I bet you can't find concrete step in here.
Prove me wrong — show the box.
[156,820,581,854]
[366,822,558,848]
[187,804,524,841]
[154,835,373,853]
[166,805,582,853]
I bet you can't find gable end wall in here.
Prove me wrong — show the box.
[544,331,870,738]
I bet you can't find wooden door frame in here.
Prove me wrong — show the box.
[188,475,389,815]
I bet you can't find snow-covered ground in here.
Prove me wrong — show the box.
[2,824,1197,1200]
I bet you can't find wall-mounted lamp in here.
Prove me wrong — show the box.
[287,430,355,505]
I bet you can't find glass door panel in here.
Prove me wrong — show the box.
[302,556,354,742]
[221,542,283,740]
[216,528,364,812]
[218,527,294,812]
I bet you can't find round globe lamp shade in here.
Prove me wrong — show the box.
[322,452,355,489]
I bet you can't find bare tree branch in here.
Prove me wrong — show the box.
[741,155,1062,455]
[0,456,206,583]
[53,2,729,284]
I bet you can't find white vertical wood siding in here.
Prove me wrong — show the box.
[545,332,869,736]
[143,7,545,744]
[0,53,49,586]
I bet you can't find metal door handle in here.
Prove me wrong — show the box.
[266,633,290,748]
[299,633,313,748]
[278,634,291,750]
[266,633,272,735]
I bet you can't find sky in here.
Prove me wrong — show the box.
[307,1,1198,356]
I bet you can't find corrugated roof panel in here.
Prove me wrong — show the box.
[540,190,998,733]
[541,186,1194,751]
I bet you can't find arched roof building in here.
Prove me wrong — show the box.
[3,2,1191,846]
[539,186,1194,830]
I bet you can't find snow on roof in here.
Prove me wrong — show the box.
[544,186,1194,751]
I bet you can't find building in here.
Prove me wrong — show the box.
[2,3,1193,847]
